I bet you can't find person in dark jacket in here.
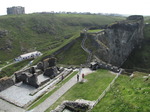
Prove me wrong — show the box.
[77,74,79,82]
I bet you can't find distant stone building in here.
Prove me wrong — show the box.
[7,6,25,15]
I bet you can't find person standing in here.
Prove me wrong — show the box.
[82,73,84,81]
[77,74,79,82]
[61,75,64,81]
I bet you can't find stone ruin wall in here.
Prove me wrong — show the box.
[0,77,14,92]
[14,57,57,88]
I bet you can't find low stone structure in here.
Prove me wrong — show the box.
[27,73,39,88]
[43,67,58,78]
[14,72,39,88]
[90,62,99,70]
[14,57,58,88]
[0,77,14,92]
[29,66,36,74]
[37,62,44,71]
[52,99,95,112]
[14,71,25,83]
[0,68,73,108]
[43,57,56,70]
[90,61,120,73]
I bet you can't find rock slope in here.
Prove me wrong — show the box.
[85,15,144,67]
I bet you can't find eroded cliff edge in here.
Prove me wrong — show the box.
[85,15,144,67]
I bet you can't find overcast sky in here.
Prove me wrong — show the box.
[0,0,150,16]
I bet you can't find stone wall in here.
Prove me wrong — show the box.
[90,61,120,73]
[14,58,58,88]
[0,77,14,92]
[43,57,56,70]
[85,15,144,67]
[52,99,94,112]
[14,72,39,88]
[43,67,57,78]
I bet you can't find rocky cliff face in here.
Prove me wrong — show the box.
[85,15,144,67]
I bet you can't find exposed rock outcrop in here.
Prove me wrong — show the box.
[0,30,8,38]
[85,15,144,67]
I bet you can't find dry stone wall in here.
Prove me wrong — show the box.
[0,77,14,92]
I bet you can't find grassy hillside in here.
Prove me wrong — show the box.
[0,13,124,64]
[122,19,150,71]
[92,72,150,112]
[56,36,88,65]
[0,59,32,78]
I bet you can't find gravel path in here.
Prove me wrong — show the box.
[30,68,93,112]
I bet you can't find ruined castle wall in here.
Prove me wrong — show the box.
[0,77,14,92]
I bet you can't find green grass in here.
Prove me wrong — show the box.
[45,69,116,111]
[32,33,80,65]
[87,29,104,33]
[0,33,80,78]
[92,72,150,112]
[0,13,124,78]
[0,13,124,63]
[0,59,32,78]
[0,60,12,68]
[28,71,78,110]
[56,36,88,65]
[144,16,150,23]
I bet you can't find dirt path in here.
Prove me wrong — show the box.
[0,62,15,71]
[30,68,93,112]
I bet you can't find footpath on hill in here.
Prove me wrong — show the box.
[0,62,16,71]
[30,68,93,112]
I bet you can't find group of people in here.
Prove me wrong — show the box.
[77,73,84,82]
[61,65,85,82]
